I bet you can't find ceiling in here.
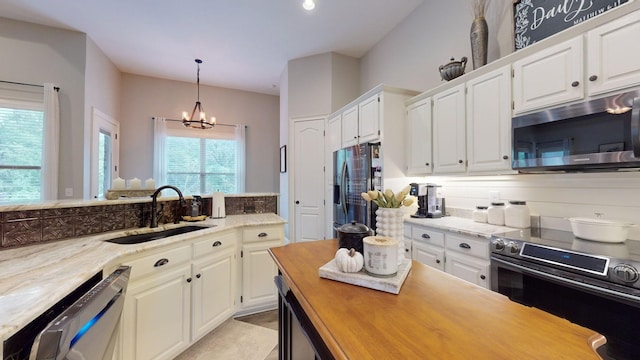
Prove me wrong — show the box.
[0,0,425,95]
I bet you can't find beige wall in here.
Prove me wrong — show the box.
[119,73,280,193]
[360,0,513,93]
[0,17,88,199]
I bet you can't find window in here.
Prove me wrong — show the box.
[0,101,44,204]
[165,127,241,195]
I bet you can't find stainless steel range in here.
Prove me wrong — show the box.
[490,228,640,360]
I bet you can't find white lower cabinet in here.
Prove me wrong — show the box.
[408,223,490,289]
[239,225,285,315]
[120,247,192,360]
[444,251,490,289]
[118,229,239,360]
[412,241,444,272]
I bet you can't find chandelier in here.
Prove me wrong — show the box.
[182,59,216,129]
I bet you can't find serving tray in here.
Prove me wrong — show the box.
[318,258,412,294]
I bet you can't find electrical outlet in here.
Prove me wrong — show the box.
[65,188,73,197]
[489,191,500,202]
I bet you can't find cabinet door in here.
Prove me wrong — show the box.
[327,114,342,152]
[406,98,432,175]
[513,36,584,114]
[587,10,640,96]
[444,251,490,289]
[341,105,358,147]
[191,246,236,341]
[467,66,512,173]
[433,84,466,173]
[121,264,191,360]
[241,240,282,311]
[412,241,444,271]
[358,93,380,143]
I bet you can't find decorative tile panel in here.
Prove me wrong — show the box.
[42,216,75,241]
[3,219,42,247]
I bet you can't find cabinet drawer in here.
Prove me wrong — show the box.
[411,226,445,247]
[124,245,191,281]
[243,225,284,243]
[192,231,237,258]
[445,234,489,259]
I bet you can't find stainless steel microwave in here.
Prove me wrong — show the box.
[512,90,640,172]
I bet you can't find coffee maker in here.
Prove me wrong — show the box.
[409,183,445,218]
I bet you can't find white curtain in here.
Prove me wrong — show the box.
[42,83,59,200]
[152,117,167,186]
[235,125,246,193]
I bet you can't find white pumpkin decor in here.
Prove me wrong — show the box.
[335,248,364,273]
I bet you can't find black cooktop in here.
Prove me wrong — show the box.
[492,227,640,263]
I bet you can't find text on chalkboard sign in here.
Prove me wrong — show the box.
[514,0,629,50]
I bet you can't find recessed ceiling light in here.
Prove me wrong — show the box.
[303,0,315,11]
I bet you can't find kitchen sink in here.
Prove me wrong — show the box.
[105,225,213,245]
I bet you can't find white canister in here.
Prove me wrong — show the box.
[487,202,505,226]
[505,201,531,228]
[363,236,399,277]
[472,206,488,223]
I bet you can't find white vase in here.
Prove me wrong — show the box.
[375,207,405,264]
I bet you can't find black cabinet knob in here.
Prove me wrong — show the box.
[458,159,464,164]
[421,233,431,239]
[459,243,471,249]
[589,75,598,81]
[258,232,268,237]
[212,241,222,247]
[196,274,201,279]
[480,275,486,280]
[295,201,300,204]
[502,155,509,160]
[571,81,580,87]
[186,277,192,283]
[436,259,441,264]
[425,162,430,166]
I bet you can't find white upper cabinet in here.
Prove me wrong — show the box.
[587,10,640,96]
[327,113,342,153]
[358,93,381,144]
[433,84,466,174]
[466,66,512,173]
[513,36,584,114]
[341,104,359,147]
[406,98,432,175]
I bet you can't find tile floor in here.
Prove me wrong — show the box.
[235,310,278,360]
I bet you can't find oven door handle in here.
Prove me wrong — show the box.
[631,96,640,157]
[491,257,640,303]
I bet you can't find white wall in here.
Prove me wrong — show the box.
[280,66,290,240]
[118,73,280,193]
[360,0,513,93]
[0,17,87,200]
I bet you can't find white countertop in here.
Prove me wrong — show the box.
[404,216,516,238]
[0,213,285,343]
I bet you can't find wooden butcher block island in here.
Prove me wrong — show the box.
[269,239,605,360]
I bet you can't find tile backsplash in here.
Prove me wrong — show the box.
[0,194,278,249]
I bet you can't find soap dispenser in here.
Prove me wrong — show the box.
[191,195,202,217]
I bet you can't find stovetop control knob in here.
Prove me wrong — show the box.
[612,264,639,283]
[492,239,505,251]
[506,241,520,254]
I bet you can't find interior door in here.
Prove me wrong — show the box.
[90,107,119,199]
[293,117,325,242]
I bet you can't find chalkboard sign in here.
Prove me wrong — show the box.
[514,0,629,50]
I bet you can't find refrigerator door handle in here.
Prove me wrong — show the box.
[340,161,348,216]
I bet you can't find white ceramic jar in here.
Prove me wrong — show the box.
[472,206,488,223]
[487,202,505,226]
[505,201,531,228]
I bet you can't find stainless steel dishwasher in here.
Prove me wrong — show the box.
[28,266,131,360]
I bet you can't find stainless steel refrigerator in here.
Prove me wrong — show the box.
[333,143,381,233]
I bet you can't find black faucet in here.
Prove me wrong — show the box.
[150,185,186,228]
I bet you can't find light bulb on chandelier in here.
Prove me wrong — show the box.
[182,59,216,129]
